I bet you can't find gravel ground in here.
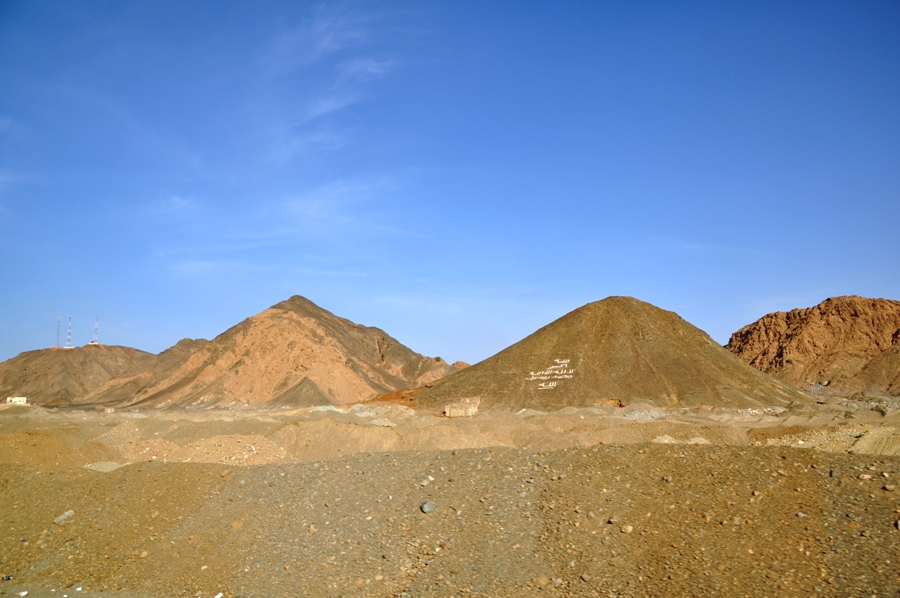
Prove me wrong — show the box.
[2,443,899,597]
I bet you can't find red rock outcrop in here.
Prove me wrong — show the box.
[726,296,900,396]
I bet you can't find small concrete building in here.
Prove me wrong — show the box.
[6,397,28,405]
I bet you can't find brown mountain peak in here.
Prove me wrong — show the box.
[726,296,900,396]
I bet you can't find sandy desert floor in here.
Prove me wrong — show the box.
[1,400,900,597]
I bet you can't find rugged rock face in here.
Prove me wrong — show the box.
[116,295,457,409]
[0,344,155,406]
[413,296,811,412]
[726,296,900,397]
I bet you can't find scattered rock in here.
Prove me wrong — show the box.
[53,510,74,525]
[421,501,435,514]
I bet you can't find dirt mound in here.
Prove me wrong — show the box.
[116,295,458,409]
[414,296,810,412]
[726,296,900,396]
[0,344,155,406]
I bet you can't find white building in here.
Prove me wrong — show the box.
[6,397,28,405]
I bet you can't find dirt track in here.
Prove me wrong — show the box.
[1,403,900,597]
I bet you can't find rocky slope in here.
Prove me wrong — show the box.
[726,296,900,397]
[413,296,811,412]
[116,295,457,409]
[0,344,155,406]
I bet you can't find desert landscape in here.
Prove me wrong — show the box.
[1,295,899,597]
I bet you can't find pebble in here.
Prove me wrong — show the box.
[621,525,634,534]
[53,510,74,525]
[580,573,592,582]
[421,501,435,514]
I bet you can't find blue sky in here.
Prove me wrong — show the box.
[1,1,898,364]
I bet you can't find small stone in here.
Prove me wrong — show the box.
[860,530,871,537]
[307,524,316,534]
[452,449,459,455]
[580,573,592,582]
[620,525,633,534]
[664,476,673,483]
[53,510,74,525]
[883,484,896,491]
[421,501,435,514]
[859,474,873,480]
[796,512,807,518]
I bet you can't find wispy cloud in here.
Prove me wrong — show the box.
[304,94,361,120]
[277,177,416,240]
[339,57,397,79]
[270,4,368,72]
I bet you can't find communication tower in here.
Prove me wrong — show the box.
[89,316,99,345]
[56,315,61,348]
[64,316,73,349]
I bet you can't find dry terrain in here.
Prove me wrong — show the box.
[2,399,900,598]
[3,294,900,597]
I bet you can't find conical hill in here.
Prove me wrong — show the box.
[414,296,811,412]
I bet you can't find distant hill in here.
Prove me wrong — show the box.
[0,344,155,406]
[726,296,900,397]
[114,295,458,409]
[413,296,810,412]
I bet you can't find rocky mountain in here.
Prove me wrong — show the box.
[413,296,810,412]
[114,295,457,409]
[726,295,900,397]
[0,344,155,406]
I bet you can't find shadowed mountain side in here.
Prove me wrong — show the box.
[727,296,900,397]
[80,338,210,405]
[117,295,457,409]
[0,344,155,406]
[414,297,812,412]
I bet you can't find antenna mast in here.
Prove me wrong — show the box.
[56,315,61,347]
[65,316,73,349]
[90,316,99,345]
